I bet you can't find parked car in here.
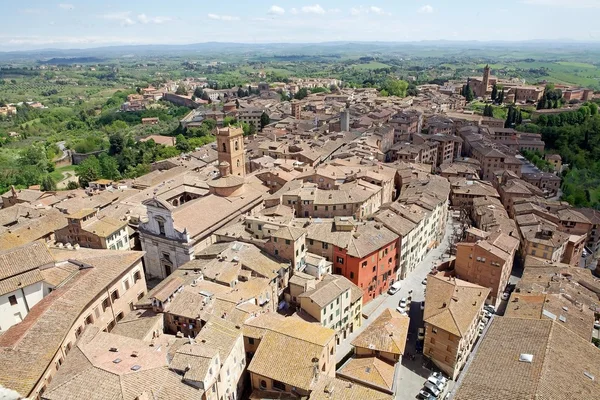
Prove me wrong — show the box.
[399,298,408,309]
[422,277,428,285]
[484,305,496,314]
[388,281,402,295]
[594,320,600,329]
[501,292,510,301]
[424,381,441,397]
[418,328,425,341]
[427,376,445,391]
[396,306,408,315]
[430,372,448,386]
[418,389,436,400]
[416,341,424,353]
[421,301,425,311]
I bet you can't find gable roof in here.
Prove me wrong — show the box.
[454,318,600,400]
[351,309,409,355]
[423,274,490,337]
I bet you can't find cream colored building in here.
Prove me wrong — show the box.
[423,274,490,379]
[297,273,363,342]
[244,314,336,397]
[351,308,409,363]
[0,247,147,400]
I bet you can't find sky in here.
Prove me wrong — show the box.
[1,0,600,50]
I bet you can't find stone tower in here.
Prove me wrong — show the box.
[483,64,491,94]
[217,126,245,177]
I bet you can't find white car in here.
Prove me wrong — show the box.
[431,372,448,386]
[418,328,425,341]
[396,306,408,315]
[399,298,408,309]
[422,277,428,285]
[501,292,510,301]
[388,281,402,295]
[427,376,445,391]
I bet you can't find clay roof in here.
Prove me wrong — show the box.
[298,274,362,307]
[454,318,600,400]
[44,327,202,400]
[424,274,490,337]
[309,375,393,400]
[338,357,396,392]
[351,309,409,355]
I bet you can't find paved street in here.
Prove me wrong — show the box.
[335,214,461,399]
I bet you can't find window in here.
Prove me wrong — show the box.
[430,337,436,344]
[285,240,290,245]
[259,380,267,390]
[85,314,93,325]
[336,256,344,264]
[248,338,255,345]
[133,271,142,283]
[157,220,165,236]
[137,292,144,300]
[8,295,17,306]
[322,243,328,249]
[350,272,354,279]
[362,261,367,268]
[273,380,286,391]
[116,312,124,322]
[432,328,438,334]
[222,143,227,152]
[309,239,314,245]
[123,279,130,291]
[111,290,120,302]
[102,297,110,311]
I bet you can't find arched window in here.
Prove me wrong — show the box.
[222,143,227,152]
[237,159,240,167]
[234,140,239,151]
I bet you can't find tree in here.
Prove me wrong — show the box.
[464,84,474,102]
[516,109,523,125]
[483,105,494,117]
[294,88,309,100]
[237,87,245,98]
[505,107,515,128]
[76,156,101,188]
[175,134,191,153]
[201,92,210,101]
[193,87,204,98]
[41,175,56,192]
[260,112,270,130]
[108,133,125,156]
[99,154,121,180]
[381,79,409,97]
[491,84,498,102]
[223,116,237,127]
[498,89,505,104]
[175,85,187,95]
[66,181,79,190]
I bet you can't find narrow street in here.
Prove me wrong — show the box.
[335,213,461,399]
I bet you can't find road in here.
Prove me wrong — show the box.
[335,213,461,399]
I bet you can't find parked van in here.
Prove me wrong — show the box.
[388,281,402,295]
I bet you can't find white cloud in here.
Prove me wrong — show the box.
[58,3,74,10]
[302,4,326,14]
[207,13,240,21]
[20,8,44,14]
[268,5,285,15]
[418,5,434,13]
[350,6,391,16]
[290,7,298,14]
[137,14,171,24]
[522,0,600,6]
[101,12,136,26]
